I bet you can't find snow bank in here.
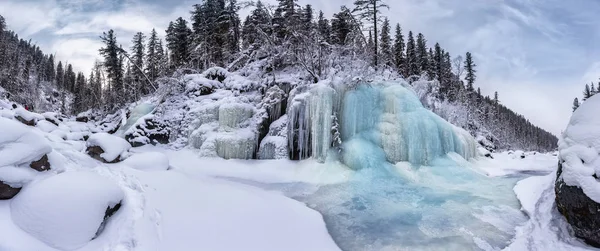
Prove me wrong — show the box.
[11,171,124,250]
[87,133,131,162]
[122,152,169,171]
[558,94,600,202]
[505,173,591,251]
[0,117,52,167]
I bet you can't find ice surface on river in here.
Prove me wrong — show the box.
[298,155,528,251]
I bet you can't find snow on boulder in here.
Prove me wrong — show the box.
[11,171,124,250]
[122,152,170,171]
[0,166,38,200]
[184,74,223,95]
[556,94,600,247]
[86,133,131,163]
[14,107,44,126]
[0,117,52,167]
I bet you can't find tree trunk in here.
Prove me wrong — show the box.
[373,2,378,67]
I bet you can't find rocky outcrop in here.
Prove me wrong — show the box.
[0,181,21,200]
[125,118,170,147]
[555,161,600,247]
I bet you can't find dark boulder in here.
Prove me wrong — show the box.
[93,202,122,239]
[0,181,21,200]
[30,154,51,172]
[555,161,600,247]
[76,116,89,123]
[16,116,36,126]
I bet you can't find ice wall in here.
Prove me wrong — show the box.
[287,81,477,167]
[340,83,477,167]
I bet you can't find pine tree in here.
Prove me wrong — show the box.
[241,1,270,48]
[0,15,5,34]
[226,0,241,59]
[583,83,592,100]
[393,24,405,74]
[331,8,353,46]
[99,29,125,108]
[379,18,392,66]
[494,91,499,105]
[146,29,160,82]
[352,0,389,67]
[317,11,331,43]
[415,33,429,74]
[301,4,314,33]
[56,61,64,89]
[592,83,597,95]
[166,18,192,68]
[464,52,476,91]
[274,0,300,40]
[573,97,580,112]
[405,31,419,76]
[367,30,374,61]
[65,64,75,92]
[131,32,146,96]
[45,55,55,83]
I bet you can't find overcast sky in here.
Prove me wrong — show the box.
[1,0,598,136]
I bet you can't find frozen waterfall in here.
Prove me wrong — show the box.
[287,81,477,167]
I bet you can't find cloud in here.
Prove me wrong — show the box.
[1,0,599,135]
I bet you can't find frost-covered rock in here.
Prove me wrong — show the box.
[555,94,600,247]
[122,152,170,171]
[11,171,124,250]
[86,133,131,163]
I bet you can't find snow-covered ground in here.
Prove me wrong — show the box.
[0,99,594,251]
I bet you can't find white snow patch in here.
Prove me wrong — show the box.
[122,152,169,171]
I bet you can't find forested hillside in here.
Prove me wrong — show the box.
[0,0,557,151]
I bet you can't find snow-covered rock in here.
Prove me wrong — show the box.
[36,120,58,133]
[86,133,131,163]
[0,117,52,167]
[259,115,288,159]
[14,108,44,126]
[555,94,600,247]
[11,171,124,250]
[122,152,170,171]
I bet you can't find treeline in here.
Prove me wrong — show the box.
[572,81,600,111]
[0,15,91,113]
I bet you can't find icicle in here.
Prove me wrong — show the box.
[309,85,335,162]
